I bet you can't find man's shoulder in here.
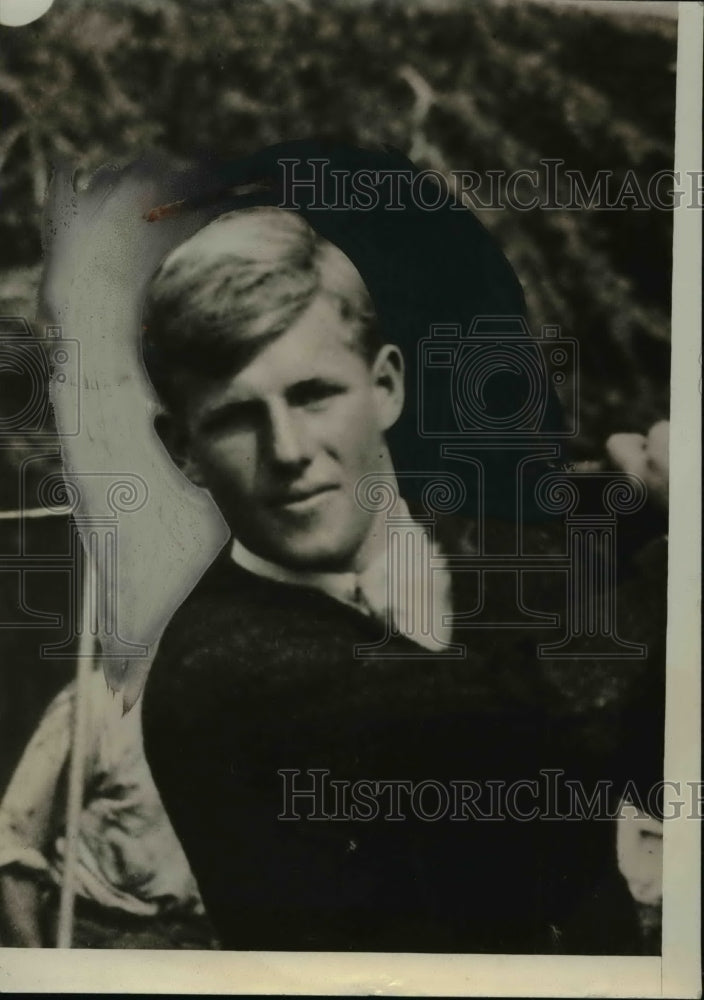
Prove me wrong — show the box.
[153,552,260,662]
[149,549,349,686]
[143,553,248,727]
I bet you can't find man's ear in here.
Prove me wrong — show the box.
[154,410,206,487]
[371,344,405,431]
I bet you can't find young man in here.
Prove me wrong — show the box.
[140,204,664,954]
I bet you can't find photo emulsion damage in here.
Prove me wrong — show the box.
[0,0,700,995]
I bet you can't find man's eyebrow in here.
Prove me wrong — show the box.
[197,377,348,432]
[286,376,347,398]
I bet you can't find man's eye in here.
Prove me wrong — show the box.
[303,394,333,411]
[290,383,346,409]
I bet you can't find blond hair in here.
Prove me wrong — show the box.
[142,207,381,410]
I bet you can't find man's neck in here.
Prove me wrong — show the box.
[230,493,457,653]
[231,495,411,588]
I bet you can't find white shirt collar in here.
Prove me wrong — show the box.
[231,538,361,609]
[230,499,453,651]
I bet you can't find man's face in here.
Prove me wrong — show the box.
[171,294,404,571]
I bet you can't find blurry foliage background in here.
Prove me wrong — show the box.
[0,0,676,502]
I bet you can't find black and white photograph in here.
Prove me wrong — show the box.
[0,0,700,995]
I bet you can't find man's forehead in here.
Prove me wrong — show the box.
[184,295,368,406]
[240,297,362,375]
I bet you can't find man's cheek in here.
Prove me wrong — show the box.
[202,464,250,509]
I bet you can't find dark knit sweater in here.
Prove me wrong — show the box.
[142,524,665,954]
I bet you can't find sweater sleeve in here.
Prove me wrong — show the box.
[139,610,234,909]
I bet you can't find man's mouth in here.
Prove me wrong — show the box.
[268,484,339,512]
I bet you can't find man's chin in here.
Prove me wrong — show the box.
[235,509,372,573]
[262,532,362,574]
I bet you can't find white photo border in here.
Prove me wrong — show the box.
[1,1,701,995]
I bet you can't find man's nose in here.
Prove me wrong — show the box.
[265,402,312,468]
